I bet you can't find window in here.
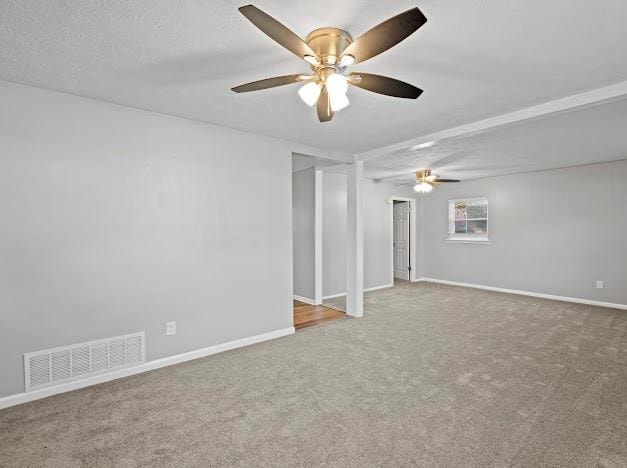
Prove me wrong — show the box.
[448,197,489,242]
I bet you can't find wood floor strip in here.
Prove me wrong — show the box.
[293,300,346,330]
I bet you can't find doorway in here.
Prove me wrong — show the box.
[389,197,416,284]
[393,200,411,281]
[291,154,347,329]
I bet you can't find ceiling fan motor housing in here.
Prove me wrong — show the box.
[305,28,353,66]
[416,169,431,180]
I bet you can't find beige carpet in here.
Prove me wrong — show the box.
[1,282,626,467]
[323,279,408,312]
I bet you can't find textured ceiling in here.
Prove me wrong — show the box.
[365,97,627,181]
[1,0,626,156]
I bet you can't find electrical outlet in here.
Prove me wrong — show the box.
[166,321,176,335]
[596,280,604,289]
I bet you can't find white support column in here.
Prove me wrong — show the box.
[346,160,364,317]
[314,169,323,305]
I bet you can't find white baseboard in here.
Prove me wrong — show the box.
[322,292,346,300]
[0,327,295,411]
[367,283,395,293]
[323,283,394,300]
[417,278,627,310]
[293,295,316,305]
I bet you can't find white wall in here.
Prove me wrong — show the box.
[420,160,627,305]
[322,174,419,297]
[0,81,296,398]
[292,168,315,299]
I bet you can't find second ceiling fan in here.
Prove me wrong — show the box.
[232,5,427,122]
[409,169,460,193]
[387,169,460,193]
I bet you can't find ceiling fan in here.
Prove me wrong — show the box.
[231,5,427,122]
[408,169,460,193]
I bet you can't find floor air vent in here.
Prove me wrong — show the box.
[24,332,145,392]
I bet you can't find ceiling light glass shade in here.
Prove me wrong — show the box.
[329,92,349,112]
[414,182,433,193]
[326,73,350,111]
[326,73,348,96]
[339,54,355,67]
[298,82,321,107]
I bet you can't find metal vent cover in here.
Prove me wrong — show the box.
[24,332,145,392]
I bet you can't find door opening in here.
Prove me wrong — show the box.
[389,197,416,284]
[393,200,411,282]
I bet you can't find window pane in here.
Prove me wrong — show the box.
[449,198,488,238]
[454,199,487,220]
[455,212,465,222]
[465,201,488,219]
[454,202,467,219]
[467,220,487,234]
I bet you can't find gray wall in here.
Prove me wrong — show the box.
[322,174,419,297]
[365,180,420,287]
[292,168,315,299]
[420,160,627,305]
[322,173,347,297]
[0,81,294,398]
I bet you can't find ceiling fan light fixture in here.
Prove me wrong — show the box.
[233,5,428,122]
[414,182,433,193]
[339,54,355,67]
[326,73,348,95]
[325,73,349,111]
[298,82,321,106]
[329,91,349,112]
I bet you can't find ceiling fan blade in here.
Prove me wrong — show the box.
[238,5,317,61]
[231,74,310,93]
[433,179,461,183]
[393,180,416,187]
[349,73,422,99]
[317,85,334,122]
[340,7,427,64]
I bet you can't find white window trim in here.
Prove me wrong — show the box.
[447,197,489,243]
[446,237,491,244]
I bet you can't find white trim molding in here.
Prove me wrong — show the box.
[0,327,295,410]
[323,283,394,300]
[446,238,491,244]
[314,169,324,305]
[417,278,627,310]
[293,295,316,305]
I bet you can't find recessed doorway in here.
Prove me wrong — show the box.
[393,200,411,281]
[389,197,417,284]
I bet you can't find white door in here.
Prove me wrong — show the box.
[393,202,410,281]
